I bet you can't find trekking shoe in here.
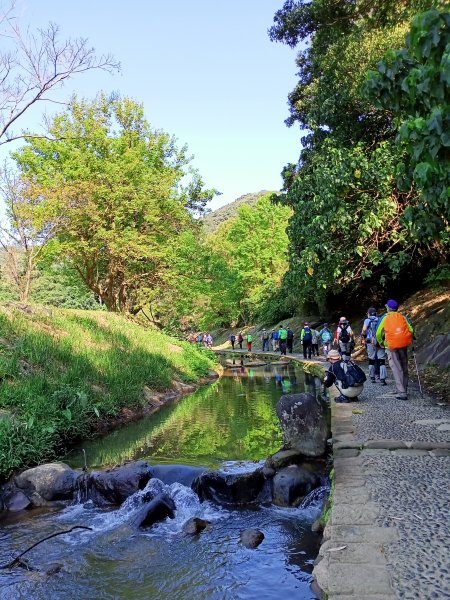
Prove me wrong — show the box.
[334,395,350,404]
[380,379,387,386]
[396,395,408,401]
[370,377,376,383]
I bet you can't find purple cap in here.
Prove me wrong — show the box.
[386,299,399,310]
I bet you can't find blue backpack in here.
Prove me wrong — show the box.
[366,316,379,342]
[303,327,312,342]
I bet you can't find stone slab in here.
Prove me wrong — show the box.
[333,486,371,505]
[331,503,379,526]
[392,449,429,456]
[364,440,407,450]
[319,540,388,566]
[315,562,394,596]
[334,448,360,458]
[324,524,399,545]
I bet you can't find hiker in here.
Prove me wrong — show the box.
[376,299,414,401]
[238,332,243,349]
[261,328,270,352]
[278,325,288,356]
[271,329,279,351]
[230,333,236,350]
[246,332,253,352]
[286,326,294,353]
[311,327,319,356]
[361,307,387,385]
[300,322,313,359]
[206,333,213,348]
[318,323,333,356]
[335,317,354,361]
[323,349,366,403]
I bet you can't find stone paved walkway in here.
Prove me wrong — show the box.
[215,349,450,599]
[313,378,450,600]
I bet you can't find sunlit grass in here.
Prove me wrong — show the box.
[0,305,215,479]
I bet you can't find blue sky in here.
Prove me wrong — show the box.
[5,1,304,210]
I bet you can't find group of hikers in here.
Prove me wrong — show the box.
[228,298,415,404]
[324,299,414,403]
[188,332,213,348]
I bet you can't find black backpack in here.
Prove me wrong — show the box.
[287,329,294,340]
[344,361,367,387]
[339,324,350,343]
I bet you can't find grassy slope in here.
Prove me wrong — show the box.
[0,305,215,479]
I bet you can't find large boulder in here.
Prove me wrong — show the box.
[3,490,31,511]
[89,461,152,506]
[149,464,206,487]
[133,493,176,528]
[416,333,450,368]
[14,463,78,501]
[276,393,329,457]
[272,465,321,507]
[192,469,269,507]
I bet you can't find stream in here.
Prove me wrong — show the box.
[0,357,328,600]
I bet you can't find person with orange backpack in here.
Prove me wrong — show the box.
[376,299,414,401]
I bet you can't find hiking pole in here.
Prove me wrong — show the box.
[412,348,424,398]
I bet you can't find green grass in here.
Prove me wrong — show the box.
[0,305,215,480]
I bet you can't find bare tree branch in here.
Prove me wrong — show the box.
[0,2,120,144]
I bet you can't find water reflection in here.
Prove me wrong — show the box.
[67,359,321,471]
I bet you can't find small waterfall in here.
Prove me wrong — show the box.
[298,485,329,510]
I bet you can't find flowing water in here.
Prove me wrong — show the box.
[0,357,328,600]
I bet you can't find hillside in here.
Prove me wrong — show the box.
[0,304,216,479]
[202,190,272,233]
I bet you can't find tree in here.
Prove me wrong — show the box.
[269,0,443,311]
[14,95,216,312]
[365,9,450,240]
[0,166,59,302]
[207,193,292,324]
[0,1,119,145]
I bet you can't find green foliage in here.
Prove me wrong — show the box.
[13,94,217,313]
[365,9,450,239]
[0,306,215,479]
[270,0,446,312]
[31,259,102,309]
[206,193,292,324]
[202,191,270,234]
[281,140,414,306]
[423,263,450,288]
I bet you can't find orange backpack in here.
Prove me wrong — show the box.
[384,312,413,349]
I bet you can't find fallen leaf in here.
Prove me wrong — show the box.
[326,545,347,552]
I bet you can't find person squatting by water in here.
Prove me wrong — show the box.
[300,322,313,359]
[323,349,366,403]
[376,299,414,401]
[278,325,288,355]
[361,308,387,385]
[261,328,270,352]
[334,317,354,361]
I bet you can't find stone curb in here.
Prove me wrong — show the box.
[313,385,450,599]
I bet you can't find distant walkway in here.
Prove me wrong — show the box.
[215,347,450,599]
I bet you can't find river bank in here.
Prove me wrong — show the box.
[0,304,217,481]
